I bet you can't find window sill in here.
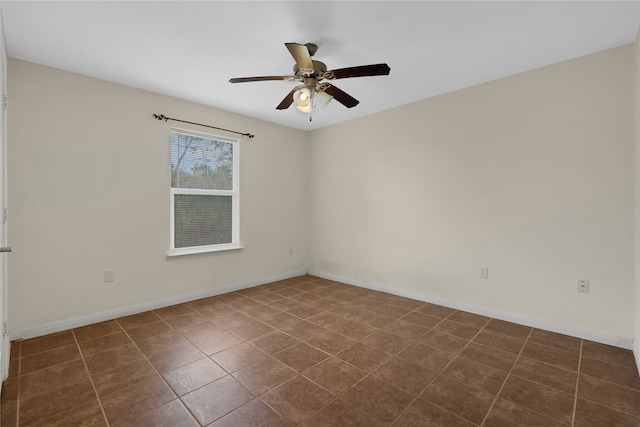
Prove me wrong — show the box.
[167,244,244,257]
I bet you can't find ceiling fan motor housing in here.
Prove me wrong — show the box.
[293,60,327,80]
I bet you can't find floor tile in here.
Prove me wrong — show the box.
[77,331,132,357]
[459,342,518,371]
[136,330,188,355]
[91,357,158,397]
[420,375,495,424]
[417,330,469,354]
[499,375,574,424]
[18,358,88,398]
[341,375,414,424]
[280,320,327,341]
[261,375,335,424]
[521,341,579,371]
[117,399,199,427]
[286,303,325,319]
[41,400,107,427]
[331,320,376,340]
[19,376,97,426]
[228,319,275,341]
[336,342,392,372]
[472,329,525,354]
[163,357,227,396]
[574,398,640,427]
[233,356,297,395]
[245,303,283,320]
[387,296,424,311]
[306,329,356,355]
[483,319,532,339]
[182,375,254,425]
[448,311,491,328]
[383,319,429,340]
[125,320,173,342]
[210,342,267,372]
[442,356,507,394]
[73,320,123,342]
[433,319,480,340]
[252,331,300,355]
[116,311,162,330]
[146,341,206,373]
[528,329,581,354]
[189,330,243,355]
[397,342,454,372]
[484,398,567,427]
[303,357,367,396]
[393,397,476,427]
[20,343,81,375]
[375,303,411,319]
[581,341,637,369]
[20,331,76,357]
[101,375,176,426]
[273,342,330,373]
[301,398,384,427]
[578,373,640,417]
[400,311,442,329]
[10,275,640,427]
[84,342,146,375]
[307,311,346,328]
[374,355,437,395]
[361,330,412,354]
[415,302,456,318]
[511,356,578,394]
[580,356,640,390]
[163,312,208,329]
[1,399,17,427]
[210,398,292,427]
[154,304,196,319]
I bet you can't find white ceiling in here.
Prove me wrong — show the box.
[2,1,639,131]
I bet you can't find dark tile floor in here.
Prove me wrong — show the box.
[1,275,640,426]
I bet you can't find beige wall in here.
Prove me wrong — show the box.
[7,44,638,349]
[309,45,636,346]
[635,27,640,365]
[7,59,309,335]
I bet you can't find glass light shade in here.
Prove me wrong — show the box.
[315,90,333,109]
[294,87,313,113]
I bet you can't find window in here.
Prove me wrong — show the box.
[170,129,240,255]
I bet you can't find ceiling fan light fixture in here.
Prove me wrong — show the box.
[315,90,333,109]
[294,87,313,113]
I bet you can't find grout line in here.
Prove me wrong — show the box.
[389,311,485,426]
[479,327,534,426]
[115,318,204,426]
[71,330,111,427]
[570,339,584,427]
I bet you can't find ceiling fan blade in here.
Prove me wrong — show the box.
[285,43,314,72]
[229,76,288,83]
[322,84,359,108]
[326,63,391,80]
[276,88,297,110]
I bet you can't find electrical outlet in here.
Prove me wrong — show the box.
[104,269,114,283]
[578,280,589,294]
[479,267,489,279]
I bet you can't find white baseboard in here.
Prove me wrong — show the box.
[10,269,308,341]
[309,269,635,350]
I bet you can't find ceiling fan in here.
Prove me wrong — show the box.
[229,42,390,115]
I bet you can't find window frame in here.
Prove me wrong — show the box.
[168,127,241,256]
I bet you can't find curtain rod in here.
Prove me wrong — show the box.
[153,114,255,139]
